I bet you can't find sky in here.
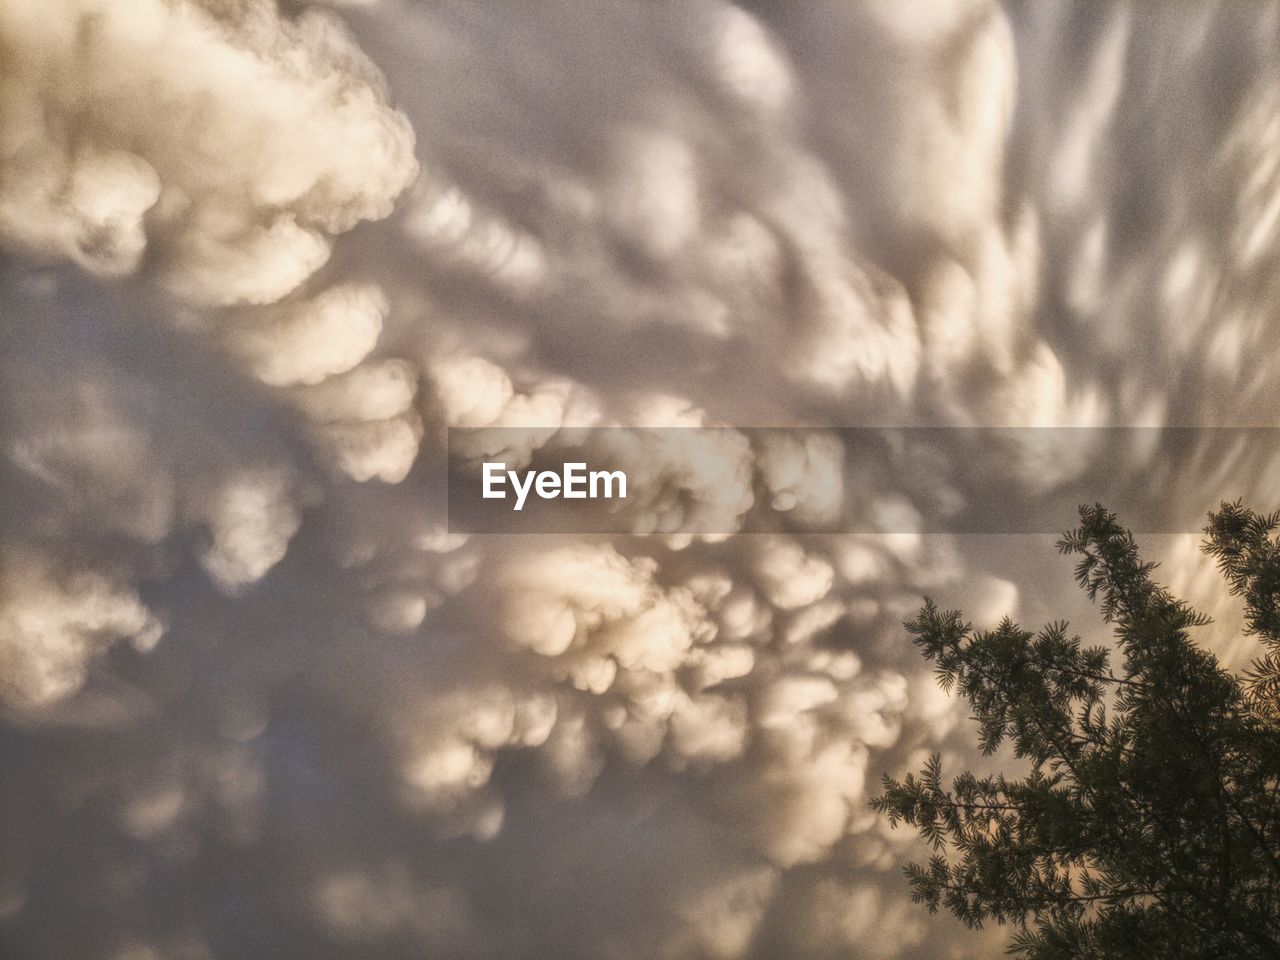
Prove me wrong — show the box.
[3,1,1280,958]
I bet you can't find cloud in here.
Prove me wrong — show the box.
[0,0,416,299]
[6,2,1280,959]
[0,551,162,707]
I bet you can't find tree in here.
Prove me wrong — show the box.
[1203,501,1280,713]
[871,503,1280,959]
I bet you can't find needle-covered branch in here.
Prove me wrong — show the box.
[872,504,1280,960]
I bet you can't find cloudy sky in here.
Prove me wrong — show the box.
[3,1,1280,958]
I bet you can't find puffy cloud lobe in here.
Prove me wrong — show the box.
[705,4,794,115]
[0,553,162,707]
[187,467,302,594]
[0,149,161,277]
[288,359,424,483]
[408,183,549,293]
[0,0,417,303]
[230,284,387,387]
[753,538,834,611]
[490,545,703,667]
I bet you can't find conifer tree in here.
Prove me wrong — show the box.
[872,504,1280,959]
[1203,501,1280,713]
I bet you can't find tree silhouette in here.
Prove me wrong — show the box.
[872,504,1280,959]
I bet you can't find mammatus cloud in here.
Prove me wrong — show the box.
[0,0,416,293]
[3,2,1280,959]
[0,0,418,702]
